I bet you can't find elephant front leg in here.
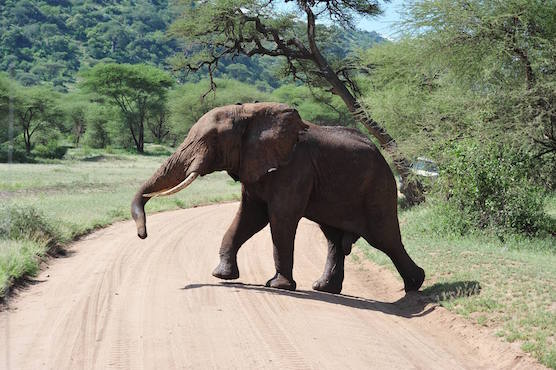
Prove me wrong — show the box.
[265,216,299,291]
[212,193,268,280]
[312,225,345,294]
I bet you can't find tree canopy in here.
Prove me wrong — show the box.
[0,79,63,154]
[81,63,174,153]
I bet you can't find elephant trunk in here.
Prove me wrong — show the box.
[131,191,149,239]
[131,145,201,239]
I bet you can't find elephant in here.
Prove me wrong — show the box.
[131,102,425,294]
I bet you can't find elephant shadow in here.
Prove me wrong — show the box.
[421,280,481,301]
[181,280,481,319]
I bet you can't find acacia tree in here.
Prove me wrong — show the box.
[169,0,424,204]
[12,86,62,154]
[81,63,174,153]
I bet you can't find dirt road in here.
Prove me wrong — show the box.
[0,203,541,369]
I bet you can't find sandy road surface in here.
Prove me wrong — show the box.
[0,203,541,369]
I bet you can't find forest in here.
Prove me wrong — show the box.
[0,0,555,366]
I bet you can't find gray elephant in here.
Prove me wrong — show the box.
[132,102,424,294]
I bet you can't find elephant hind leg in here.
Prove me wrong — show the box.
[313,225,347,294]
[364,215,424,292]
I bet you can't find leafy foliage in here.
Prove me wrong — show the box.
[360,0,555,234]
[0,76,64,154]
[402,0,556,158]
[437,141,552,236]
[80,63,174,153]
[168,78,269,141]
[270,84,352,125]
[82,105,116,149]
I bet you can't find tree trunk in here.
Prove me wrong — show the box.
[25,137,31,154]
[138,118,144,153]
[23,127,31,154]
[514,48,534,90]
[128,116,144,153]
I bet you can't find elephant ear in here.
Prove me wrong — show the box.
[239,106,308,183]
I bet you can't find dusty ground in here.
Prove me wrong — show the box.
[0,203,543,369]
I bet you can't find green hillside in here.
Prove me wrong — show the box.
[0,0,385,90]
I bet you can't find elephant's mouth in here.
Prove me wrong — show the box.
[143,172,199,198]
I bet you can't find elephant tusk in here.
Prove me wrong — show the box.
[143,172,199,198]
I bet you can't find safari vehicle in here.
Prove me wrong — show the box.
[395,157,438,192]
[411,157,439,178]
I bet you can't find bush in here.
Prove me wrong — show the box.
[0,205,60,248]
[0,141,29,163]
[32,141,68,159]
[437,141,551,236]
[83,110,110,148]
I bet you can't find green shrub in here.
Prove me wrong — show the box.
[0,141,29,163]
[0,205,60,249]
[32,141,68,159]
[83,106,113,148]
[437,141,551,236]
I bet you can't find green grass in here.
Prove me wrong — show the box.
[354,199,556,368]
[0,239,46,295]
[0,146,241,297]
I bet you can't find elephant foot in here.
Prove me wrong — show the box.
[403,266,425,293]
[312,273,344,294]
[265,273,296,291]
[212,258,239,280]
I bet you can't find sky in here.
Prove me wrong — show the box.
[355,0,405,40]
[279,0,407,40]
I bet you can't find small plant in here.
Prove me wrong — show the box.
[0,141,29,163]
[33,141,68,159]
[0,204,61,251]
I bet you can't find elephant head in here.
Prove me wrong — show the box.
[131,102,308,239]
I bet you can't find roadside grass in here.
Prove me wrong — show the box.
[0,239,46,295]
[0,146,241,297]
[354,198,556,368]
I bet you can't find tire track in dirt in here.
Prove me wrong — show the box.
[0,203,543,369]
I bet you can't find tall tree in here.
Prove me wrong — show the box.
[169,0,425,204]
[11,85,62,154]
[81,63,174,153]
[404,0,556,158]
